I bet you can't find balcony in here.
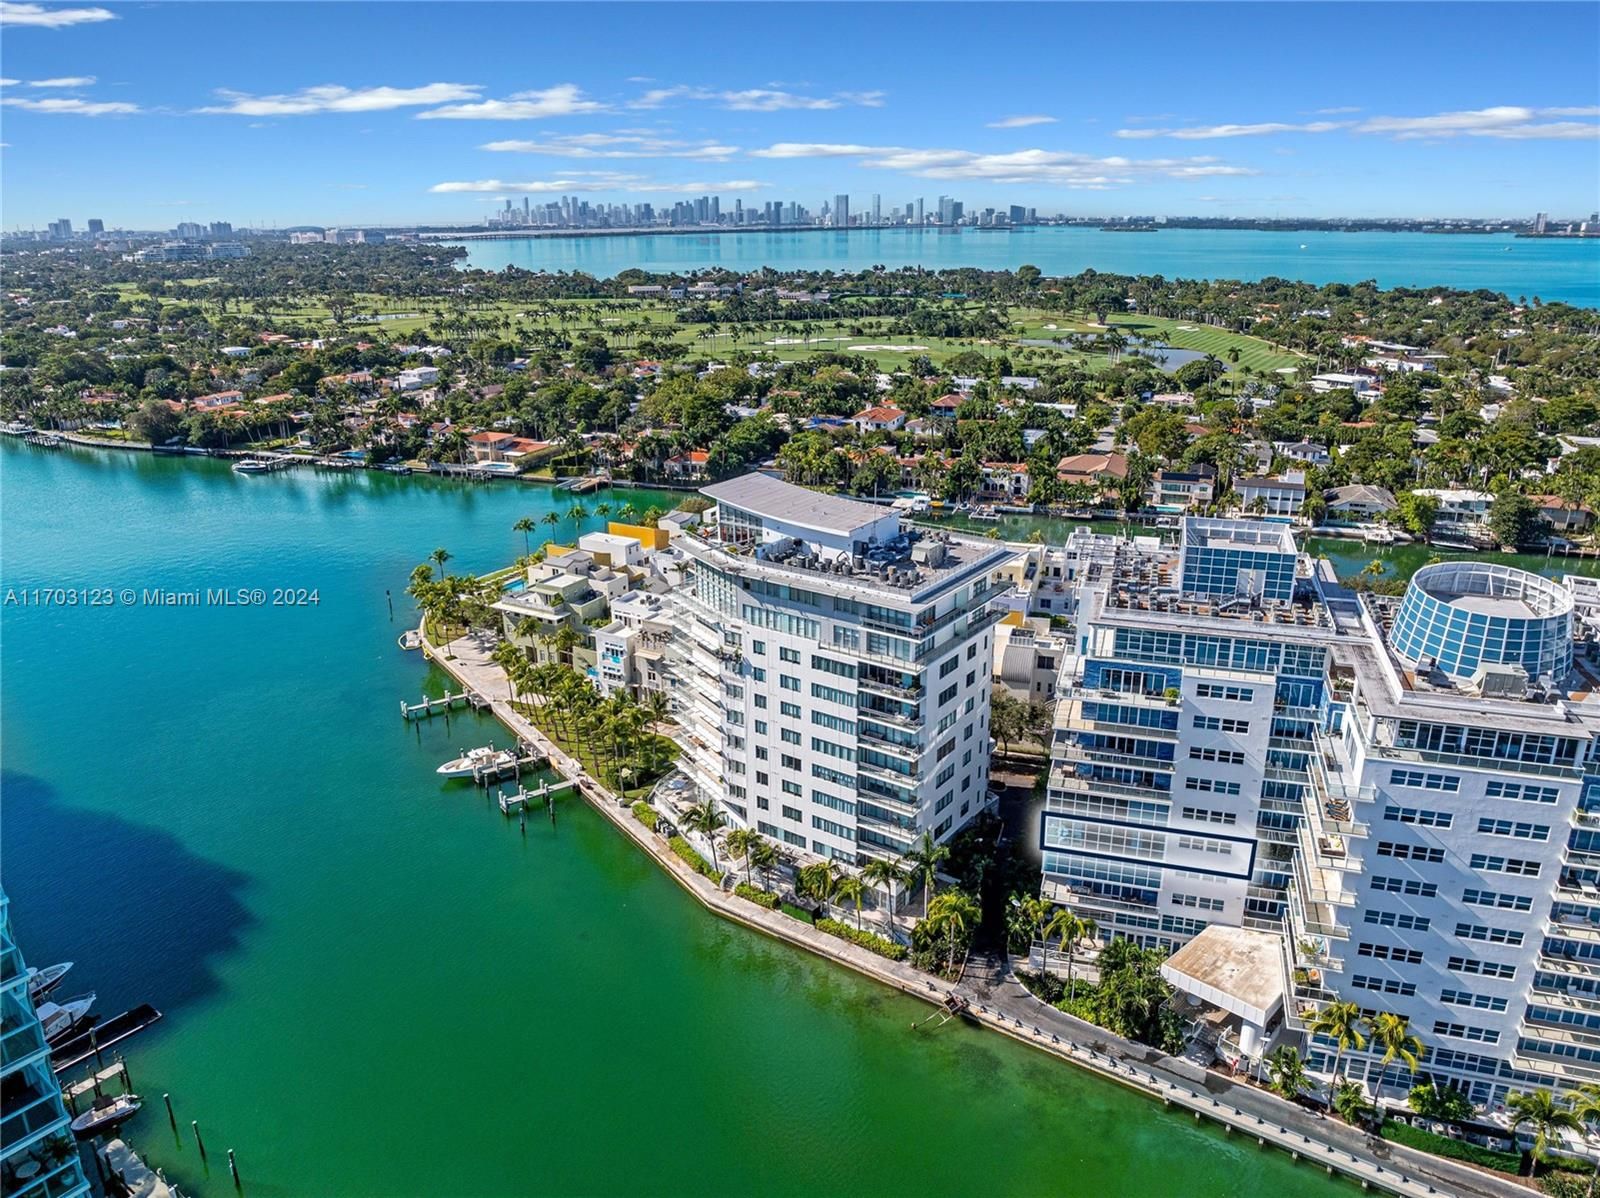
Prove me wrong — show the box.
[857,759,919,787]
[1057,742,1176,774]
[858,727,921,760]
[857,674,924,701]
[1049,771,1170,805]
[1549,914,1600,943]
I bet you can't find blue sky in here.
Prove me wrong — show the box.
[2,1,1597,229]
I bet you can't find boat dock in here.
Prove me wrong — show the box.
[101,1138,186,1198]
[401,690,488,720]
[497,776,573,813]
[64,1060,133,1104]
[51,1004,163,1074]
[555,472,610,494]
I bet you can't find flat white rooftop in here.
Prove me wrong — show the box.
[1160,925,1285,1027]
[702,473,892,540]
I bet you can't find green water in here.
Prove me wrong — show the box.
[0,441,1350,1197]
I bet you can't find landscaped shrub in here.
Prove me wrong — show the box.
[1381,1120,1521,1174]
[734,882,778,909]
[780,901,816,924]
[631,801,657,831]
[816,918,908,961]
[667,835,719,879]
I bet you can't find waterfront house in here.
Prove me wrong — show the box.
[930,393,964,419]
[1529,494,1595,534]
[1147,465,1216,511]
[1055,451,1129,498]
[468,431,517,463]
[979,462,1030,500]
[1273,440,1331,468]
[1415,487,1494,534]
[192,389,243,412]
[1321,484,1397,523]
[1234,473,1307,518]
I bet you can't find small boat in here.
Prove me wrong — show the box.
[71,1094,142,1139]
[969,505,1000,522]
[38,992,95,1043]
[1362,526,1397,545]
[27,961,72,1000]
[381,463,412,475]
[232,458,270,474]
[437,745,515,778]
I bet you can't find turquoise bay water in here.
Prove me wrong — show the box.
[457,226,1600,308]
[0,442,1349,1197]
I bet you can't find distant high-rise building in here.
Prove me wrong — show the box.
[209,221,233,236]
[916,198,924,226]
[833,194,850,228]
[710,196,720,224]
[174,221,204,239]
[86,218,104,235]
[1535,211,1549,234]
[1,887,93,1198]
[1009,205,1026,225]
[48,218,72,239]
[871,193,881,225]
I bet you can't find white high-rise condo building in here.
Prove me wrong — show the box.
[665,474,1017,865]
[1042,519,1600,1104]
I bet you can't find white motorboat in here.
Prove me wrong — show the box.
[436,745,516,778]
[71,1094,142,1139]
[26,961,72,1000]
[232,458,270,474]
[1362,526,1397,545]
[38,992,95,1043]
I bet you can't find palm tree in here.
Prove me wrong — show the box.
[1369,1013,1424,1102]
[1508,1088,1583,1176]
[797,860,837,910]
[902,832,950,919]
[1568,1085,1600,1197]
[682,798,726,872]
[1266,1045,1309,1101]
[834,874,867,929]
[513,516,536,556]
[1309,1000,1367,1089]
[724,827,762,888]
[861,857,909,930]
[1045,907,1097,1001]
[567,501,590,538]
[429,547,451,574]
[925,891,979,974]
[540,510,561,541]
[1332,1080,1372,1127]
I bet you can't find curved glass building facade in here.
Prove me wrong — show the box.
[1389,561,1573,680]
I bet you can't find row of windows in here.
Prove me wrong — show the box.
[811,711,856,735]
[1434,1021,1500,1044]
[1189,747,1246,766]
[1358,942,1425,965]
[1181,806,1237,826]
[1371,875,1439,898]
[1192,715,1251,734]
[1485,780,1560,805]
[1365,910,1430,931]
[1195,683,1254,703]
[1354,974,1417,997]
[1171,893,1226,912]
[1378,842,1445,863]
[1471,854,1541,877]
[1450,956,1517,980]
[811,764,854,789]
[811,682,855,707]
[1389,769,1460,793]
[812,815,854,842]
[1478,819,1549,842]
[1441,988,1509,1013]
[1458,922,1525,946]
[1185,777,1241,796]
[1384,806,1452,828]
[1463,888,1533,913]
[812,791,855,816]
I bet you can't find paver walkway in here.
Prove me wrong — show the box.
[428,630,1527,1198]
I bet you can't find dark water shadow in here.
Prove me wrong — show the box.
[0,769,254,1018]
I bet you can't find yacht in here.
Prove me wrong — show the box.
[437,745,517,778]
[26,961,71,1000]
[232,458,270,474]
[71,1094,142,1139]
[37,992,95,1043]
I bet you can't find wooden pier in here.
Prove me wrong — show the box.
[400,690,488,720]
[497,776,573,813]
[51,1004,163,1074]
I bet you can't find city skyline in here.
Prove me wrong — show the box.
[1,2,1597,228]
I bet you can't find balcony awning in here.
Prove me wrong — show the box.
[1160,925,1285,1030]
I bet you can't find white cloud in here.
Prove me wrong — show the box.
[0,95,134,114]
[0,2,116,27]
[416,84,607,120]
[1357,105,1600,139]
[431,173,766,194]
[0,79,17,86]
[749,142,883,159]
[627,85,883,112]
[1117,121,1347,139]
[200,83,481,116]
[480,133,739,160]
[1116,105,1599,143]
[1313,106,1362,115]
[749,141,1254,187]
[25,75,94,86]
[987,114,1056,129]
